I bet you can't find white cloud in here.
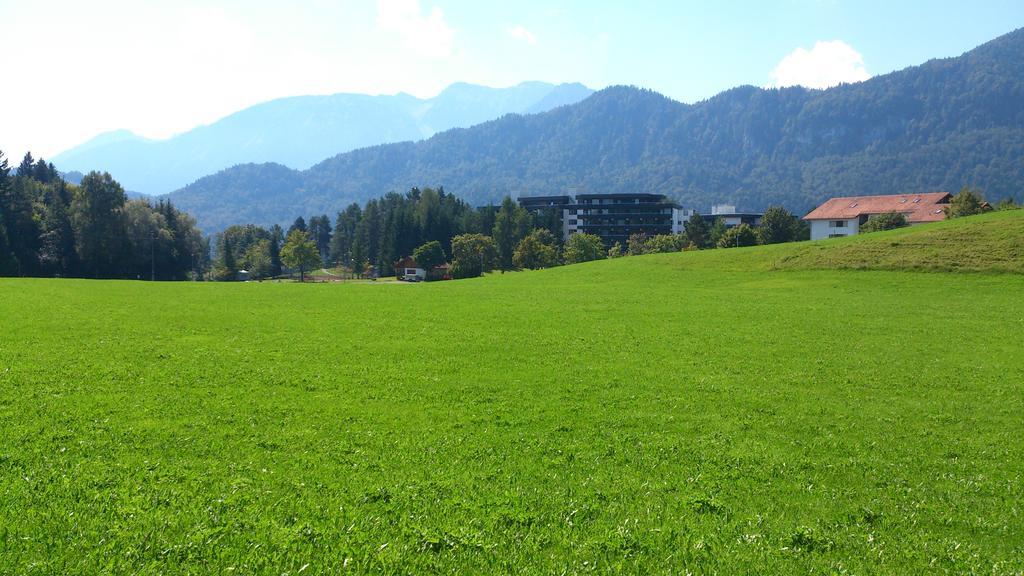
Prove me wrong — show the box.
[507,25,537,45]
[376,0,455,60]
[770,40,870,89]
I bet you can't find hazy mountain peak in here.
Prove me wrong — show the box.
[51,81,594,194]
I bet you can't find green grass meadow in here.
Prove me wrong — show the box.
[2,213,1023,573]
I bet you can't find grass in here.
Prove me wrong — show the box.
[1,212,1023,573]
[675,209,1024,274]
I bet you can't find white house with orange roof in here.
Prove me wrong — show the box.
[803,193,952,241]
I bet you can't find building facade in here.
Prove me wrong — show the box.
[518,193,693,246]
[701,204,763,228]
[803,193,951,240]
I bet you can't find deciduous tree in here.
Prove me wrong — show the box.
[280,229,320,282]
[757,206,800,244]
[564,233,606,264]
[451,233,497,279]
[513,229,559,270]
[644,234,684,253]
[412,240,446,278]
[945,187,989,218]
[71,172,128,278]
[717,224,758,248]
[626,233,648,256]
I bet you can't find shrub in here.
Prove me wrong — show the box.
[945,187,990,218]
[860,211,908,233]
[717,224,758,248]
[563,233,606,264]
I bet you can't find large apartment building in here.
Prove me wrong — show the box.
[518,193,693,246]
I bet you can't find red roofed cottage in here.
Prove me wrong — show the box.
[803,193,951,240]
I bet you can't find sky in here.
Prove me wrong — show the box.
[1,0,1021,163]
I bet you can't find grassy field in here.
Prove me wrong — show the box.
[1,213,1023,574]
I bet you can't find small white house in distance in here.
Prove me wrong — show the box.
[803,192,951,240]
[394,256,426,281]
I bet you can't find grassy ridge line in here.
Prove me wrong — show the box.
[650,210,1023,274]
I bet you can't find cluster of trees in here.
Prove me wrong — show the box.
[210,188,565,281]
[419,202,809,280]
[676,207,808,250]
[211,191,813,282]
[0,151,206,279]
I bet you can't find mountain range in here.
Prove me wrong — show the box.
[51,82,594,195]
[163,28,1024,233]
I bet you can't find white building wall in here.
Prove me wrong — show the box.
[562,208,579,241]
[671,207,694,234]
[809,218,860,240]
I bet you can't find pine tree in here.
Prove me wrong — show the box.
[684,213,709,248]
[16,152,34,178]
[288,216,307,235]
[38,183,78,276]
[492,196,531,271]
[329,203,361,267]
[4,175,43,275]
[269,225,283,277]
[221,236,237,280]
[0,151,16,275]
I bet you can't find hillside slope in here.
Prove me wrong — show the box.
[51,82,593,195]
[168,28,1024,232]
[773,210,1024,273]
[623,210,1023,275]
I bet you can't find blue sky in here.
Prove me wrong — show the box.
[1,0,1021,162]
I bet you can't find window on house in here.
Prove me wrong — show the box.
[831,220,847,228]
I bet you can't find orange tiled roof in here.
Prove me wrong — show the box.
[803,193,951,223]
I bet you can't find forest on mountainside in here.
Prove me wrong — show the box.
[168,28,1024,232]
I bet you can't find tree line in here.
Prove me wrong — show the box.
[0,151,207,279]
[209,189,816,282]
[209,187,563,281]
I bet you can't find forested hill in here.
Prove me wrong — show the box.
[169,28,1024,232]
[52,82,593,196]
